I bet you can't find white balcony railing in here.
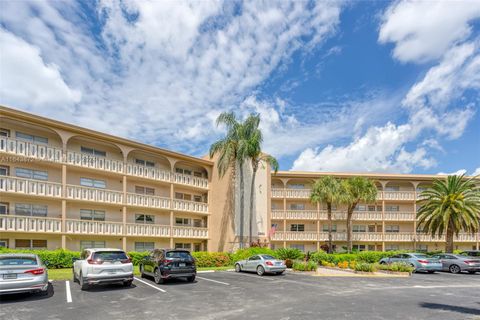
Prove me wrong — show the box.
[126,193,171,209]
[0,215,62,233]
[271,231,318,241]
[0,176,62,198]
[66,185,124,204]
[173,199,209,214]
[172,172,209,189]
[65,219,124,235]
[379,191,416,201]
[173,226,209,239]
[66,152,124,174]
[126,223,170,237]
[0,137,63,162]
[125,163,171,183]
[384,212,416,221]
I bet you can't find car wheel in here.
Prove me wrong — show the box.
[140,265,146,278]
[79,272,89,291]
[235,264,242,273]
[410,264,416,273]
[379,261,386,265]
[123,280,133,287]
[256,265,265,276]
[154,268,164,284]
[187,275,195,282]
[449,265,461,274]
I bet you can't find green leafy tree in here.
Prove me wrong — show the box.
[310,176,341,253]
[417,174,480,253]
[340,177,378,252]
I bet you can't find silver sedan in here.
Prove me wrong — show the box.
[235,254,286,276]
[0,254,49,295]
[432,254,480,274]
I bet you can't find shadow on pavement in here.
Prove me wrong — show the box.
[420,302,480,316]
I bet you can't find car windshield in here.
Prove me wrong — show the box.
[262,255,276,260]
[413,254,428,259]
[0,257,37,265]
[93,251,128,261]
[166,251,191,259]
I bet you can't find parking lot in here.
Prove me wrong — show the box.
[1,271,479,320]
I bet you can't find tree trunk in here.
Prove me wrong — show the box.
[346,203,356,253]
[445,224,455,253]
[249,163,258,246]
[239,162,245,249]
[327,202,333,254]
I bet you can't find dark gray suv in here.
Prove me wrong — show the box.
[139,249,196,284]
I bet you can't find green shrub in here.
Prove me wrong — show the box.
[191,252,232,267]
[0,248,80,268]
[292,260,317,271]
[376,262,414,273]
[310,250,407,265]
[127,251,149,266]
[231,247,277,262]
[275,248,304,260]
[354,262,376,272]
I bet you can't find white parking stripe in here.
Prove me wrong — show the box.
[65,281,72,303]
[222,271,275,280]
[197,276,229,286]
[134,277,167,293]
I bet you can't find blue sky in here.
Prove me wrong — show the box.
[0,1,479,175]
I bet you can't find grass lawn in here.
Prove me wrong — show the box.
[48,265,233,280]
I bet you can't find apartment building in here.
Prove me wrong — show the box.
[0,106,212,252]
[1,105,478,253]
[269,172,480,252]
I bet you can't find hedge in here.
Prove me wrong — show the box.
[310,251,408,265]
[231,247,277,262]
[0,248,80,268]
[191,252,232,267]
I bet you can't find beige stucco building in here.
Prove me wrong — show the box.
[1,106,479,252]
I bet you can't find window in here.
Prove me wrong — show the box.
[135,242,154,252]
[135,158,155,167]
[368,206,376,212]
[193,171,203,177]
[386,245,399,251]
[135,186,155,195]
[193,219,203,227]
[352,244,366,251]
[385,225,400,233]
[417,244,428,252]
[353,225,366,233]
[80,241,105,250]
[386,205,399,212]
[16,132,48,144]
[15,168,48,181]
[290,244,305,251]
[368,225,376,232]
[80,178,106,188]
[322,224,337,232]
[322,204,337,211]
[0,128,10,137]
[355,205,366,211]
[193,195,202,202]
[290,203,305,210]
[416,187,428,192]
[290,224,305,232]
[367,245,375,251]
[135,214,154,224]
[0,166,9,176]
[175,218,190,225]
[15,204,48,217]
[80,209,105,221]
[385,186,400,191]
[0,203,8,215]
[175,243,192,250]
[175,192,184,199]
[80,146,106,157]
[194,243,201,252]
[377,205,382,211]
[0,240,8,248]
[15,239,47,249]
[287,184,305,189]
[175,168,192,175]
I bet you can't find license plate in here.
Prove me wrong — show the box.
[179,263,186,267]
[3,274,17,280]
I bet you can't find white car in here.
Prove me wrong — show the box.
[73,248,133,290]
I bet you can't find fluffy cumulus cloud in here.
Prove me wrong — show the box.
[437,168,480,176]
[0,0,342,155]
[292,0,480,173]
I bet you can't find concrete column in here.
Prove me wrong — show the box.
[122,237,127,251]
[381,199,385,252]
[61,200,67,249]
[170,211,174,248]
[8,238,15,249]
[316,202,320,251]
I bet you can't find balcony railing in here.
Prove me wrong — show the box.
[65,219,124,235]
[126,193,171,209]
[0,176,62,198]
[271,231,318,241]
[0,137,62,162]
[378,191,417,201]
[0,215,62,233]
[384,212,416,220]
[125,163,171,183]
[271,188,422,202]
[172,172,209,189]
[272,210,415,221]
[66,185,124,204]
[173,226,209,239]
[173,199,209,214]
[125,223,170,237]
[66,152,124,174]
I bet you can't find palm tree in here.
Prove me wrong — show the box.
[417,174,480,253]
[241,113,279,245]
[340,177,378,252]
[209,112,258,249]
[310,176,341,253]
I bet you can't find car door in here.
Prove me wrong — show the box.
[400,254,412,265]
[74,250,88,278]
[388,254,401,264]
[245,256,258,271]
[434,254,448,271]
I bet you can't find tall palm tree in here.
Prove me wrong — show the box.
[417,174,480,253]
[340,177,378,252]
[241,114,279,245]
[209,112,257,249]
[310,176,341,253]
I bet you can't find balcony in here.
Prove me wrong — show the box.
[384,212,416,221]
[0,215,62,234]
[0,136,62,162]
[271,188,311,199]
[172,172,208,189]
[173,199,209,214]
[0,176,62,198]
[66,185,124,204]
[65,219,124,235]
[173,226,209,239]
[378,191,416,201]
[125,223,170,237]
[66,152,124,174]
[126,193,171,210]
[271,231,318,241]
[271,210,317,220]
[125,163,171,183]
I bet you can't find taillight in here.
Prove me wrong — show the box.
[464,260,478,265]
[121,258,132,264]
[164,259,173,264]
[417,259,429,264]
[265,261,274,266]
[24,268,45,275]
[87,259,103,265]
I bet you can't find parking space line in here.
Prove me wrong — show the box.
[134,277,167,293]
[197,276,229,286]
[221,271,276,281]
[65,281,72,303]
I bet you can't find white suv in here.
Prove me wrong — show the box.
[73,248,133,290]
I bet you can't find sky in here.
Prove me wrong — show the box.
[0,0,479,175]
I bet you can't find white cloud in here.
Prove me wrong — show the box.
[472,167,480,176]
[0,29,81,112]
[437,169,468,176]
[379,0,480,63]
